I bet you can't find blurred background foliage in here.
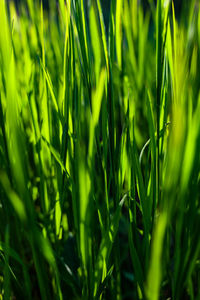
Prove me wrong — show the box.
[9,0,189,18]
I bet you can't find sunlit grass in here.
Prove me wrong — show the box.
[0,0,200,299]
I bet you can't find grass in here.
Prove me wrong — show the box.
[0,0,200,299]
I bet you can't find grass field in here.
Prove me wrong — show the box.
[0,0,200,299]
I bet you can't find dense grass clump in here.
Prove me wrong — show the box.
[0,0,200,299]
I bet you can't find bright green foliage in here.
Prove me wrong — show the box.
[0,0,200,299]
